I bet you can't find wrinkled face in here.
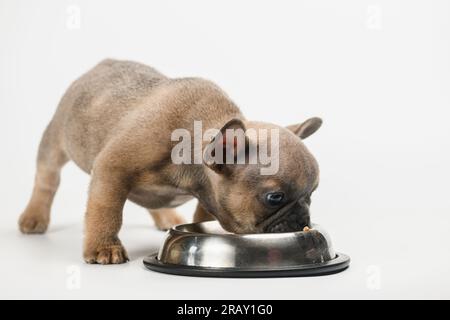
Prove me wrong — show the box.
[204,118,322,234]
[213,167,319,234]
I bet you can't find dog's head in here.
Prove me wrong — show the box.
[203,117,322,233]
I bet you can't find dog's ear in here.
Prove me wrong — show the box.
[203,118,248,174]
[287,117,323,139]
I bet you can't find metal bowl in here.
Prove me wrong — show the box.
[144,221,350,278]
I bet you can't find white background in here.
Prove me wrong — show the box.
[1,0,449,299]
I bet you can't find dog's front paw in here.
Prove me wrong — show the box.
[84,241,129,265]
[19,211,49,234]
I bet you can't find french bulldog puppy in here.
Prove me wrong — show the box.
[19,59,322,265]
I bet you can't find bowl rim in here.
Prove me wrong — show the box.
[170,221,325,239]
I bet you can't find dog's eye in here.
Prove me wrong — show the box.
[265,192,285,207]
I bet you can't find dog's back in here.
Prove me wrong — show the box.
[52,59,168,172]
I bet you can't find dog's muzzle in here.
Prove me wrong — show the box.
[264,201,311,233]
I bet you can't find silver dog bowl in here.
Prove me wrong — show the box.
[144,221,350,278]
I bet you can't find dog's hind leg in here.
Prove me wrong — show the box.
[193,203,215,223]
[19,121,68,234]
[149,208,186,231]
